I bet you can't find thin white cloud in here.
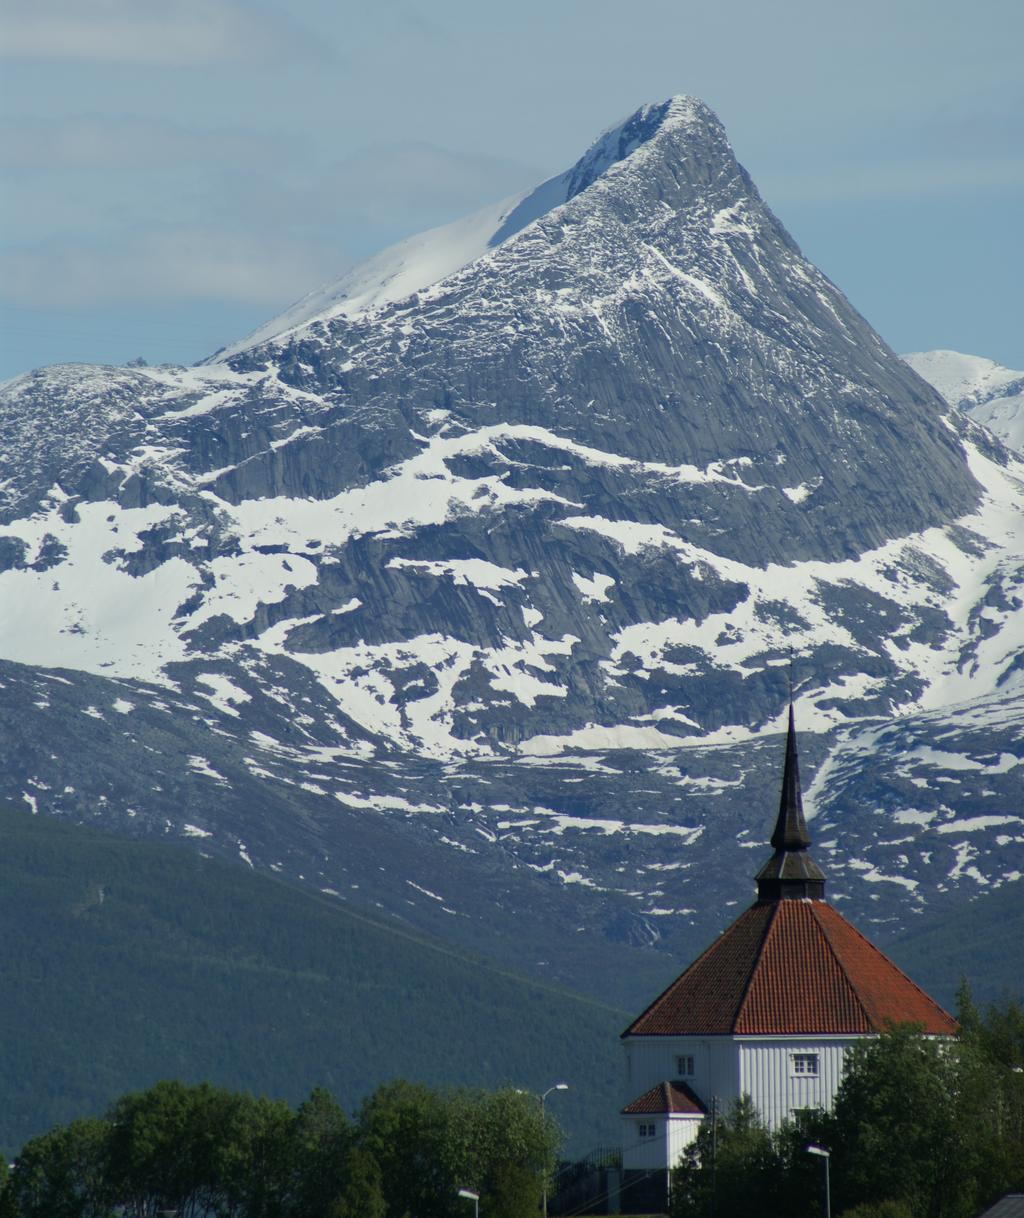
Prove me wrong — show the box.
[0,0,319,65]
[0,228,346,309]
[0,116,298,171]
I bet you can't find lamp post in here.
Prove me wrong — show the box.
[458,1187,479,1218]
[540,1083,569,1218]
[805,1145,831,1218]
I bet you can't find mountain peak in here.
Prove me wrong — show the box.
[210,95,731,363]
[564,95,719,200]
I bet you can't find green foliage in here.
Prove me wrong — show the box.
[827,1026,958,1213]
[357,1080,552,1218]
[0,801,622,1156]
[290,1088,352,1217]
[12,1118,113,1218]
[328,1148,386,1218]
[358,1079,452,1218]
[839,1202,917,1218]
[670,1097,819,1218]
[824,1005,1024,1218]
[7,1077,560,1218]
[954,975,981,1036]
[482,1161,543,1218]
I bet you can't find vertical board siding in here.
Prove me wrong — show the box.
[738,1039,857,1128]
[667,1115,702,1164]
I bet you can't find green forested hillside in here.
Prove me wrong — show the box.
[0,803,623,1157]
[882,879,1024,1009]
[2,798,1019,1160]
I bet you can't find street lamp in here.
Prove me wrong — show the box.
[805,1145,831,1218]
[458,1187,480,1218]
[540,1084,569,1218]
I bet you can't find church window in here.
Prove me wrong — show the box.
[792,1053,819,1076]
[675,1055,695,1077]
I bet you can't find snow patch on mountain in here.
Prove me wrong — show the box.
[210,191,544,362]
[0,405,1020,755]
[0,499,196,680]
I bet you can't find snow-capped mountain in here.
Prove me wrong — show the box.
[1,98,1021,996]
[905,349,1024,454]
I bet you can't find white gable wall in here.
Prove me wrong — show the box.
[621,1112,703,1171]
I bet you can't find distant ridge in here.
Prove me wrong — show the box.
[905,349,1024,453]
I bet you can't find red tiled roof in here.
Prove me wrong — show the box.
[623,899,958,1037]
[622,1080,706,1115]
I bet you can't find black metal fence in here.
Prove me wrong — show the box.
[549,1148,669,1216]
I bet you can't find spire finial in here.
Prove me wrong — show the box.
[755,698,826,900]
[772,701,810,850]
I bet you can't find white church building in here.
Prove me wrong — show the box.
[617,706,957,1202]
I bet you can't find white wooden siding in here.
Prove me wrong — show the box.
[621,1113,703,1170]
[737,1037,861,1129]
[666,1114,703,1165]
[621,1116,669,1171]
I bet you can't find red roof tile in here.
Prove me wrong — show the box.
[622,1080,706,1115]
[623,899,958,1037]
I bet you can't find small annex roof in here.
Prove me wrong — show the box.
[973,1196,1024,1218]
[622,1080,706,1116]
[622,898,958,1038]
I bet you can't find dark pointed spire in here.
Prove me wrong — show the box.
[772,703,812,851]
[756,702,826,901]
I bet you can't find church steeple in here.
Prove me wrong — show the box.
[755,703,826,900]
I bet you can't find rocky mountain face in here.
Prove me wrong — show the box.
[905,349,1024,454]
[1,97,1022,1001]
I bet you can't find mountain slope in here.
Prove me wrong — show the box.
[0,96,1021,1008]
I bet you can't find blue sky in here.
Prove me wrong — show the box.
[1,0,1021,380]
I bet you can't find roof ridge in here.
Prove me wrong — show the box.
[813,903,958,1029]
[621,1079,706,1115]
[733,901,781,1028]
[807,902,868,1024]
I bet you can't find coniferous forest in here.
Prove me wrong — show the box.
[0,803,623,1156]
